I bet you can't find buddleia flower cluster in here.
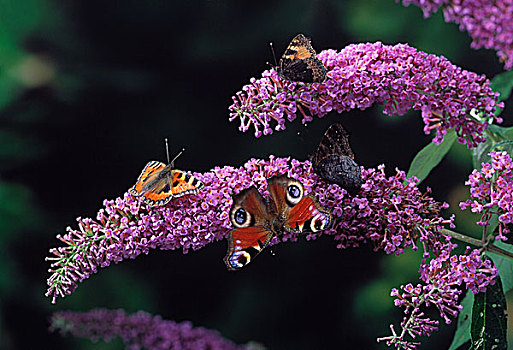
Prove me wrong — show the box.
[46,154,502,349]
[460,151,513,240]
[377,151,512,349]
[229,42,502,148]
[46,157,453,304]
[50,308,248,350]
[399,0,513,70]
[378,246,497,349]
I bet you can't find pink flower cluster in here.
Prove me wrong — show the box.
[50,308,247,350]
[378,246,497,349]
[229,42,502,148]
[400,0,513,70]
[460,151,513,241]
[321,165,454,255]
[46,157,452,303]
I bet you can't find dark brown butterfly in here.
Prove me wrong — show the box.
[311,123,363,195]
[224,175,332,270]
[276,34,327,83]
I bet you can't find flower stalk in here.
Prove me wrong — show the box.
[46,157,453,304]
[229,42,503,148]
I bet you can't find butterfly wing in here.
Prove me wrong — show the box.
[130,161,166,194]
[312,123,354,162]
[168,170,205,198]
[286,195,332,233]
[267,174,299,215]
[130,162,204,207]
[224,227,274,271]
[311,123,363,195]
[224,187,274,271]
[315,155,363,196]
[279,34,327,83]
[267,175,332,233]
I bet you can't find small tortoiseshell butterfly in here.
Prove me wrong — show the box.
[129,147,204,207]
[276,33,327,83]
[311,123,363,195]
[224,175,332,271]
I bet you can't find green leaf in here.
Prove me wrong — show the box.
[470,276,507,350]
[472,135,494,169]
[488,125,513,140]
[406,130,457,183]
[491,71,513,101]
[448,292,473,350]
[487,241,513,293]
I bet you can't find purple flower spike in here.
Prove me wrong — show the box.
[399,0,513,70]
[50,308,248,350]
[460,151,513,240]
[379,246,497,349]
[229,43,503,148]
[46,157,452,303]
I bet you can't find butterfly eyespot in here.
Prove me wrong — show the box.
[288,185,301,198]
[234,208,247,225]
[230,206,253,228]
[285,181,304,206]
[309,212,331,232]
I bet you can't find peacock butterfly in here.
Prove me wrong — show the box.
[224,175,332,271]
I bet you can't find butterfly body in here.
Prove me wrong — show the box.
[130,160,204,207]
[278,34,327,83]
[311,123,363,195]
[224,175,332,271]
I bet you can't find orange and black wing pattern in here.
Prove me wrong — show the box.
[168,170,205,197]
[278,34,327,83]
[129,161,204,207]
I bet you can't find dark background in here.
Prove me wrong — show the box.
[1,1,512,349]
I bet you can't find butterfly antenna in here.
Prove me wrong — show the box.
[165,138,171,164]
[269,42,278,67]
[170,147,185,167]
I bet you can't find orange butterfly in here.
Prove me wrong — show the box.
[129,144,205,207]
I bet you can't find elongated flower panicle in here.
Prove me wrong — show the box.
[378,247,497,349]
[460,151,513,241]
[229,42,502,148]
[46,157,452,303]
[50,308,247,350]
[400,0,513,70]
[323,165,454,255]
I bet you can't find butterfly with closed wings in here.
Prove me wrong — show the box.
[311,123,363,196]
[224,175,332,271]
[274,33,328,84]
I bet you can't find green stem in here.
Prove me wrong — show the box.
[440,228,513,260]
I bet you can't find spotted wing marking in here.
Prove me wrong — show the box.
[170,170,205,197]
